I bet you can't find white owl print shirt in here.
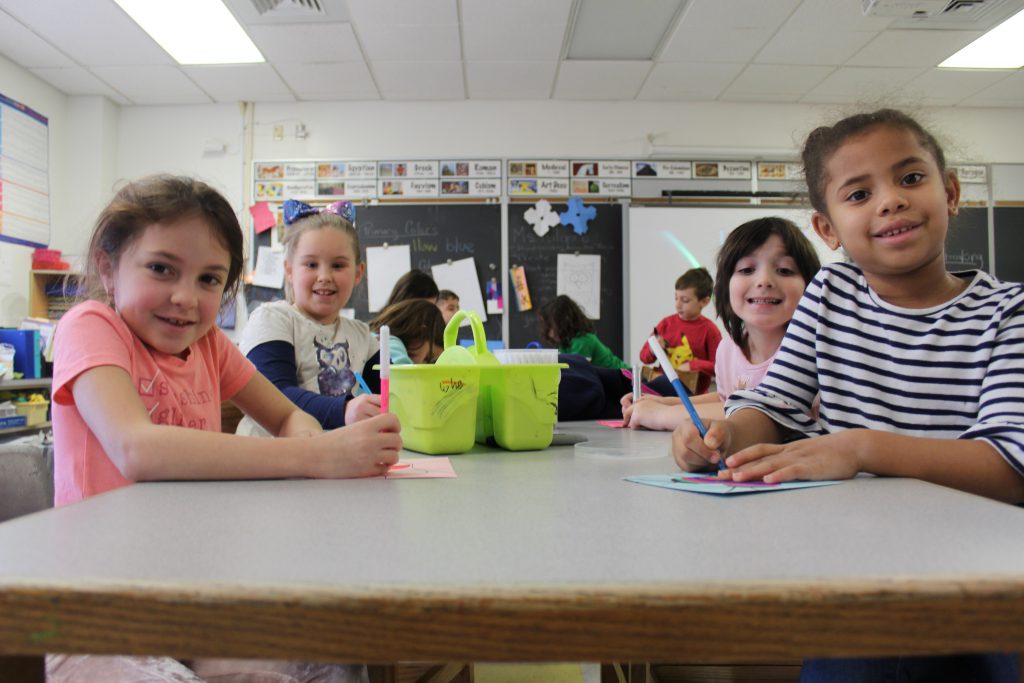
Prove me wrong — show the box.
[235,300,373,436]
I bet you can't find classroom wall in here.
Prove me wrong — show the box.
[248,101,1024,163]
[3,47,1024,328]
[0,53,68,326]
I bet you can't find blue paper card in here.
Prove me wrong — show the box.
[626,474,841,496]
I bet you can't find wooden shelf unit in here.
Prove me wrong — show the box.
[28,270,78,321]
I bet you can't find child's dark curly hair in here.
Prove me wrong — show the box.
[537,295,592,348]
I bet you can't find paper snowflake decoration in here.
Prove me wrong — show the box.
[559,197,597,236]
[524,199,560,237]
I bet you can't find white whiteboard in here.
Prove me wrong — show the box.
[626,206,844,362]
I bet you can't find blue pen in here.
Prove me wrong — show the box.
[646,335,721,469]
[352,371,373,396]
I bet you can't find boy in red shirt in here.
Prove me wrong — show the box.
[639,267,721,395]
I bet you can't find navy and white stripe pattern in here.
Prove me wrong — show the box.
[726,261,1024,476]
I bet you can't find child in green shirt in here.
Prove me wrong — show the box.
[538,294,628,370]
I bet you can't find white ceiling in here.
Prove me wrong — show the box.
[1,0,1022,108]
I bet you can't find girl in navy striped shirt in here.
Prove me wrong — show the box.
[672,109,1024,504]
[673,107,1024,683]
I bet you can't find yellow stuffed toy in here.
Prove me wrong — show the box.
[667,336,694,369]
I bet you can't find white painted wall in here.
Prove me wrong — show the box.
[3,49,1024,328]
[249,101,1024,164]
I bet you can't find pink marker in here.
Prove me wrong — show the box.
[379,324,390,414]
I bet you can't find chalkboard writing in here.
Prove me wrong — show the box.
[945,207,989,273]
[349,204,503,341]
[507,203,624,356]
[994,207,1024,283]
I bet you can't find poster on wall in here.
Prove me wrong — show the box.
[0,92,50,247]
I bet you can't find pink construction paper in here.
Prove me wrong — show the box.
[385,457,457,479]
[249,202,276,235]
[597,419,626,428]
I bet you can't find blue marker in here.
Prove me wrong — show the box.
[353,371,373,396]
[646,335,720,469]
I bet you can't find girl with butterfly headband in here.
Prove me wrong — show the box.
[236,199,385,435]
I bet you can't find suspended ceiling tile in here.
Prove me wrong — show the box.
[89,65,212,105]
[345,0,457,26]
[28,65,124,98]
[275,61,380,100]
[0,9,73,68]
[900,68,1016,106]
[461,19,567,62]
[781,0,893,32]
[465,61,557,99]
[637,62,743,100]
[357,23,461,62]
[800,65,925,103]
[372,60,465,99]
[247,22,364,63]
[183,64,295,103]
[461,0,572,28]
[963,70,1024,107]
[721,63,833,102]
[756,25,876,66]
[553,60,652,100]
[847,29,983,68]
[0,0,171,66]
[660,0,800,63]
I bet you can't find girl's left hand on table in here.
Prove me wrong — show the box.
[725,430,866,483]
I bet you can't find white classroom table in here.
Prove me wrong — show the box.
[1,420,1023,680]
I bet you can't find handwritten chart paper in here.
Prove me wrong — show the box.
[557,253,601,319]
[626,474,840,496]
[385,457,457,479]
[252,246,285,289]
[366,244,411,312]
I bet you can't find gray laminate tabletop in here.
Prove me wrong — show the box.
[1,421,1023,667]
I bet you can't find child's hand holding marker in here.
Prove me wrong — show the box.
[671,419,734,477]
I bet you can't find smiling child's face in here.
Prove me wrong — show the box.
[811,124,959,287]
[103,217,230,358]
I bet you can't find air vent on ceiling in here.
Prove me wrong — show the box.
[250,0,325,16]
[863,0,1022,28]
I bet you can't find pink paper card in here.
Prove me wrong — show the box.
[385,457,457,479]
[249,201,276,235]
[597,419,626,428]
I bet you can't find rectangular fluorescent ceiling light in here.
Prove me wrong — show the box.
[114,0,264,65]
[567,0,685,60]
[939,7,1024,68]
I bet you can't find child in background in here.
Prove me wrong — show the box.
[672,110,1023,682]
[623,217,820,430]
[538,294,628,370]
[437,289,460,324]
[639,267,721,394]
[50,175,398,683]
[384,268,439,308]
[370,298,445,367]
[238,199,379,434]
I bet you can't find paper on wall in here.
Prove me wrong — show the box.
[252,245,285,289]
[432,257,487,322]
[557,253,601,319]
[366,244,411,312]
